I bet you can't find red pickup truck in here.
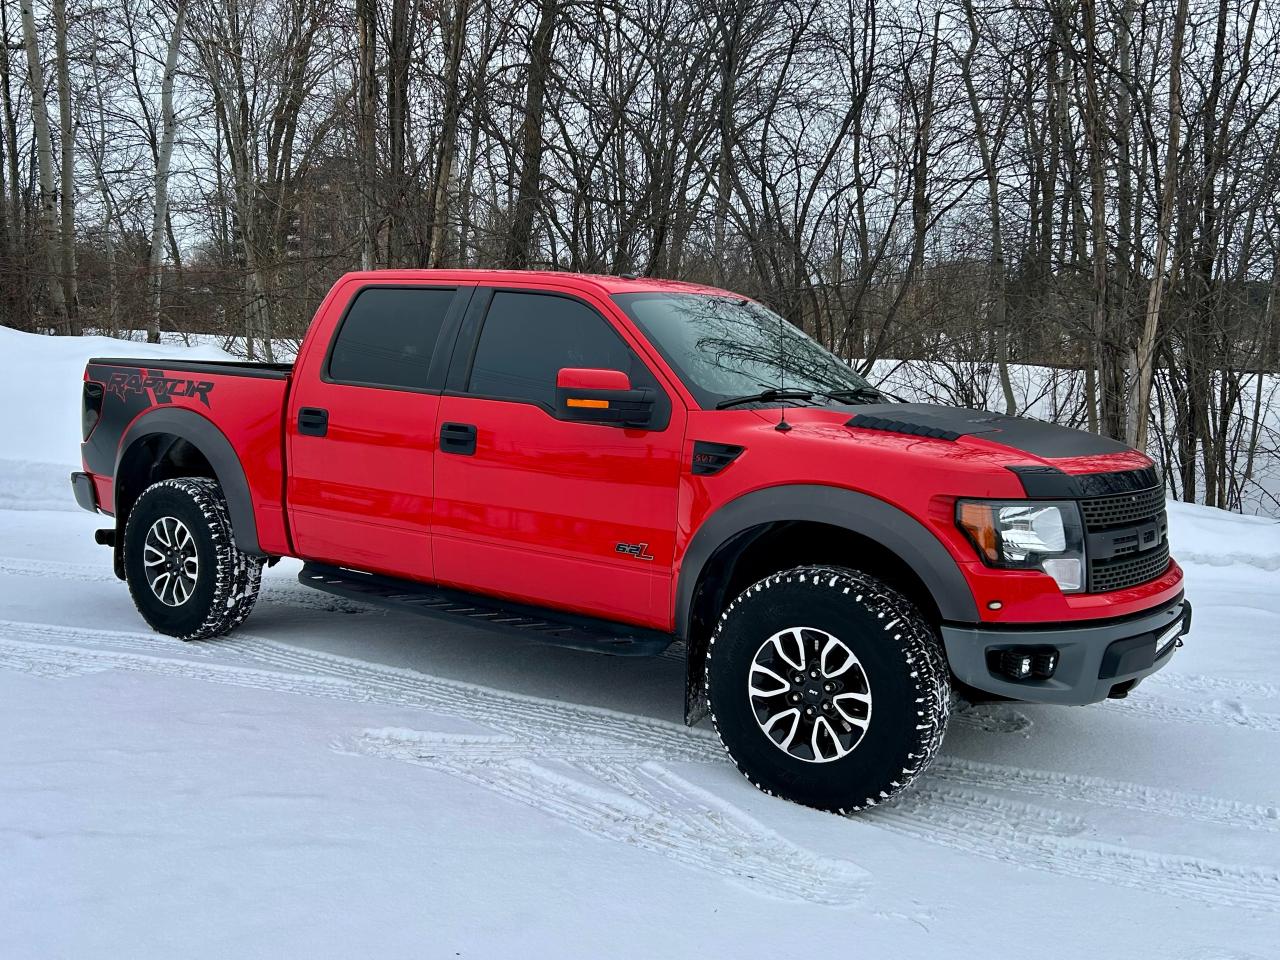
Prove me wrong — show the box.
[71,269,1190,811]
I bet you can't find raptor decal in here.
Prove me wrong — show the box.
[104,368,214,407]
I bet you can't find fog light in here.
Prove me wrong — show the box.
[1033,650,1058,677]
[999,651,1034,680]
[990,646,1060,682]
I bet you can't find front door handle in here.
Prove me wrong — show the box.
[297,407,329,437]
[440,422,477,456]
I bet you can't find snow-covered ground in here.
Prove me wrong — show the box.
[2,328,1279,957]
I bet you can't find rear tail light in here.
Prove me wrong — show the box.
[83,381,104,440]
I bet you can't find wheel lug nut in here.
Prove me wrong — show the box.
[821,702,832,711]
[790,693,800,702]
[809,671,818,679]
[805,707,815,716]
[823,682,834,692]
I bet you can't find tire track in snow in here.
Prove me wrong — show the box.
[930,757,1280,834]
[345,729,868,905]
[0,619,254,661]
[0,631,860,904]
[1147,670,1280,702]
[863,788,1280,911]
[4,619,1279,910]
[1103,693,1280,734]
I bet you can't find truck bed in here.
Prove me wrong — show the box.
[81,356,293,555]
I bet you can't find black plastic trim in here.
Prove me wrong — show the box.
[1010,464,1162,498]
[298,562,674,657]
[676,484,980,638]
[846,413,961,441]
[70,471,98,513]
[115,408,264,555]
[691,441,745,475]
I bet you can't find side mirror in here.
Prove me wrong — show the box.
[555,367,655,428]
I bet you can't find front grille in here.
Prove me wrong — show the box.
[1080,486,1166,530]
[1079,483,1170,592]
[1088,541,1171,593]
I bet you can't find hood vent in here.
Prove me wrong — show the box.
[846,413,962,442]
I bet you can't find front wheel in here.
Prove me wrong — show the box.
[123,477,263,640]
[705,566,950,812]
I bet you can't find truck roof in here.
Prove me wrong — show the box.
[335,268,736,298]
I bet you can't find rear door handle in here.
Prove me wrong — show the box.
[297,407,329,437]
[440,422,477,455]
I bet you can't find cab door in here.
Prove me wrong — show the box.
[432,287,686,629]
[287,283,471,581]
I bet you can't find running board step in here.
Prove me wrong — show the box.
[298,563,674,658]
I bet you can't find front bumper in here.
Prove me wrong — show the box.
[70,471,99,513]
[941,595,1191,705]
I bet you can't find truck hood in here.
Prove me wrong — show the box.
[842,404,1131,460]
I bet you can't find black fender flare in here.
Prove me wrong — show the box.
[675,484,977,724]
[680,483,977,634]
[115,407,264,555]
[676,484,978,636]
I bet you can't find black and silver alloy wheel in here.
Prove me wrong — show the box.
[143,516,200,607]
[124,477,263,640]
[749,627,872,763]
[706,566,950,812]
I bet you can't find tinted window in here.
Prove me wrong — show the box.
[328,287,456,389]
[468,291,654,407]
[613,292,876,409]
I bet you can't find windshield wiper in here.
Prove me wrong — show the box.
[715,388,815,410]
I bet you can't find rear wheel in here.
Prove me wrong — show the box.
[123,477,263,640]
[705,565,950,812]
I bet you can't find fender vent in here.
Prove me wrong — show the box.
[846,414,961,442]
[692,441,744,475]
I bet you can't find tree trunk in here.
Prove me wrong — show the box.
[428,0,468,268]
[1129,0,1187,448]
[960,0,1015,414]
[52,0,77,333]
[18,0,68,333]
[148,0,185,344]
[0,3,19,258]
[355,0,377,269]
[504,0,558,267]
[1082,0,1122,438]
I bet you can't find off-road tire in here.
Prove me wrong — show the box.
[123,477,263,640]
[706,565,950,812]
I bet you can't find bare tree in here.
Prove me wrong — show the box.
[18,0,69,332]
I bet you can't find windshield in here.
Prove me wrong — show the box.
[613,292,875,409]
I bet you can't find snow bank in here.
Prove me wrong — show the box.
[1167,500,1280,571]
[0,328,234,508]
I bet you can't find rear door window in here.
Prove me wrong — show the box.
[328,287,457,390]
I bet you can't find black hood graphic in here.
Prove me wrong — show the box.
[845,404,1131,459]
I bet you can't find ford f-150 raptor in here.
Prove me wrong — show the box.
[71,269,1191,811]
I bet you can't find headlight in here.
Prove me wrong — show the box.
[956,500,1086,593]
